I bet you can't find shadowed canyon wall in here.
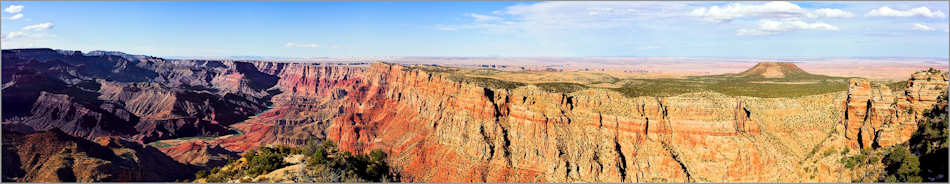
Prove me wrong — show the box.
[2,49,946,182]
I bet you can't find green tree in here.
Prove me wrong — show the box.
[882,146,922,182]
[907,93,948,182]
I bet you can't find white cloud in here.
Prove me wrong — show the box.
[468,13,502,22]
[437,1,695,34]
[22,22,54,31]
[3,32,25,40]
[4,5,23,14]
[690,1,856,22]
[866,6,946,18]
[911,23,936,31]
[284,42,321,48]
[2,31,54,41]
[808,8,855,18]
[689,1,808,23]
[737,18,838,36]
[9,13,22,20]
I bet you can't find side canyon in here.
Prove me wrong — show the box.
[2,49,946,182]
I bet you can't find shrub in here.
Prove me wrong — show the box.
[905,93,948,182]
[245,147,290,175]
[303,141,397,182]
[878,93,947,182]
[882,146,922,182]
[536,82,588,93]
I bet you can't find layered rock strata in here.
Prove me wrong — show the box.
[222,62,850,182]
[1,127,196,182]
[843,70,948,149]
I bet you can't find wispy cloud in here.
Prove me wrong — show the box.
[737,18,838,36]
[9,13,23,20]
[911,23,936,31]
[866,6,946,18]
[3,32,26,40]
[689,1,854,23]
[2,31,55,41]
[284,42,339,49]
[284,42,320,48]
[808,8,855,18]
[689,1,808,23]
[468,13,502,22]
[4,5,23,14]
[22,22,54,31]
[436,1,695,33]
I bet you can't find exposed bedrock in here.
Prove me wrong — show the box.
[4,49,946,182]
[2,49,275,142]
[256,63,851,182]
[1,127,197,182]
[843,70,948,149]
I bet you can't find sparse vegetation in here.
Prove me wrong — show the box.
[196,140,399,182]
[842,93,947,182]
[612,79,705,97]
[612,74,849,98]
[882,146,922,182]
[841,148,880,169]
[822,148,836,157]
[408,65,458,74]
[300,141,396,182]
[244,146,294,175]
[411,62,851,98]
[536,82,588,93]
[447,75,525,90]
[886,80,908,92]
[898,93,948,182]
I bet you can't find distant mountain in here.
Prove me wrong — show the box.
[737,62,808,78]
[163,55,304,60]
[732,61,831,79]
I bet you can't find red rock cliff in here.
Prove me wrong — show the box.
[843,70,948,149]
[241,62,848,182]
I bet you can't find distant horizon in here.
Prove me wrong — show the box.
[1,1,948,58]
[3,47,949,61]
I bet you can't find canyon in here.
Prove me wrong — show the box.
[1,49,946,182]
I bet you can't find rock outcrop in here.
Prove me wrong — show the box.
[3,49,945,182]
[207,62,848,182]
[843,69,948,149]
[1,127,197,182]
[158,141,239,168]
[738,62,810,78]
[2,49,274,142]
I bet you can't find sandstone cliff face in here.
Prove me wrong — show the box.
[1,127,196,182]
[159,141,239,167]
[208,62,850,182]
[843,70,948,149]
[2,49,275,143]
[4,49,944,182]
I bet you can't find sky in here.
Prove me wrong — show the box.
[1,1,948,58]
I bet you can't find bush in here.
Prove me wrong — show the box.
[302,141,397,182]
[905,93,948,182]
[536,82,588,93]
[245,147,291,175]
[879,93,947,182]
[197,140,400,182]
[305,140,336,166]
[194,170,208,178]
[882,146,922,182]
[447,75,525,90]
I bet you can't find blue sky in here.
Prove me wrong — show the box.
[1,1,947,58]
